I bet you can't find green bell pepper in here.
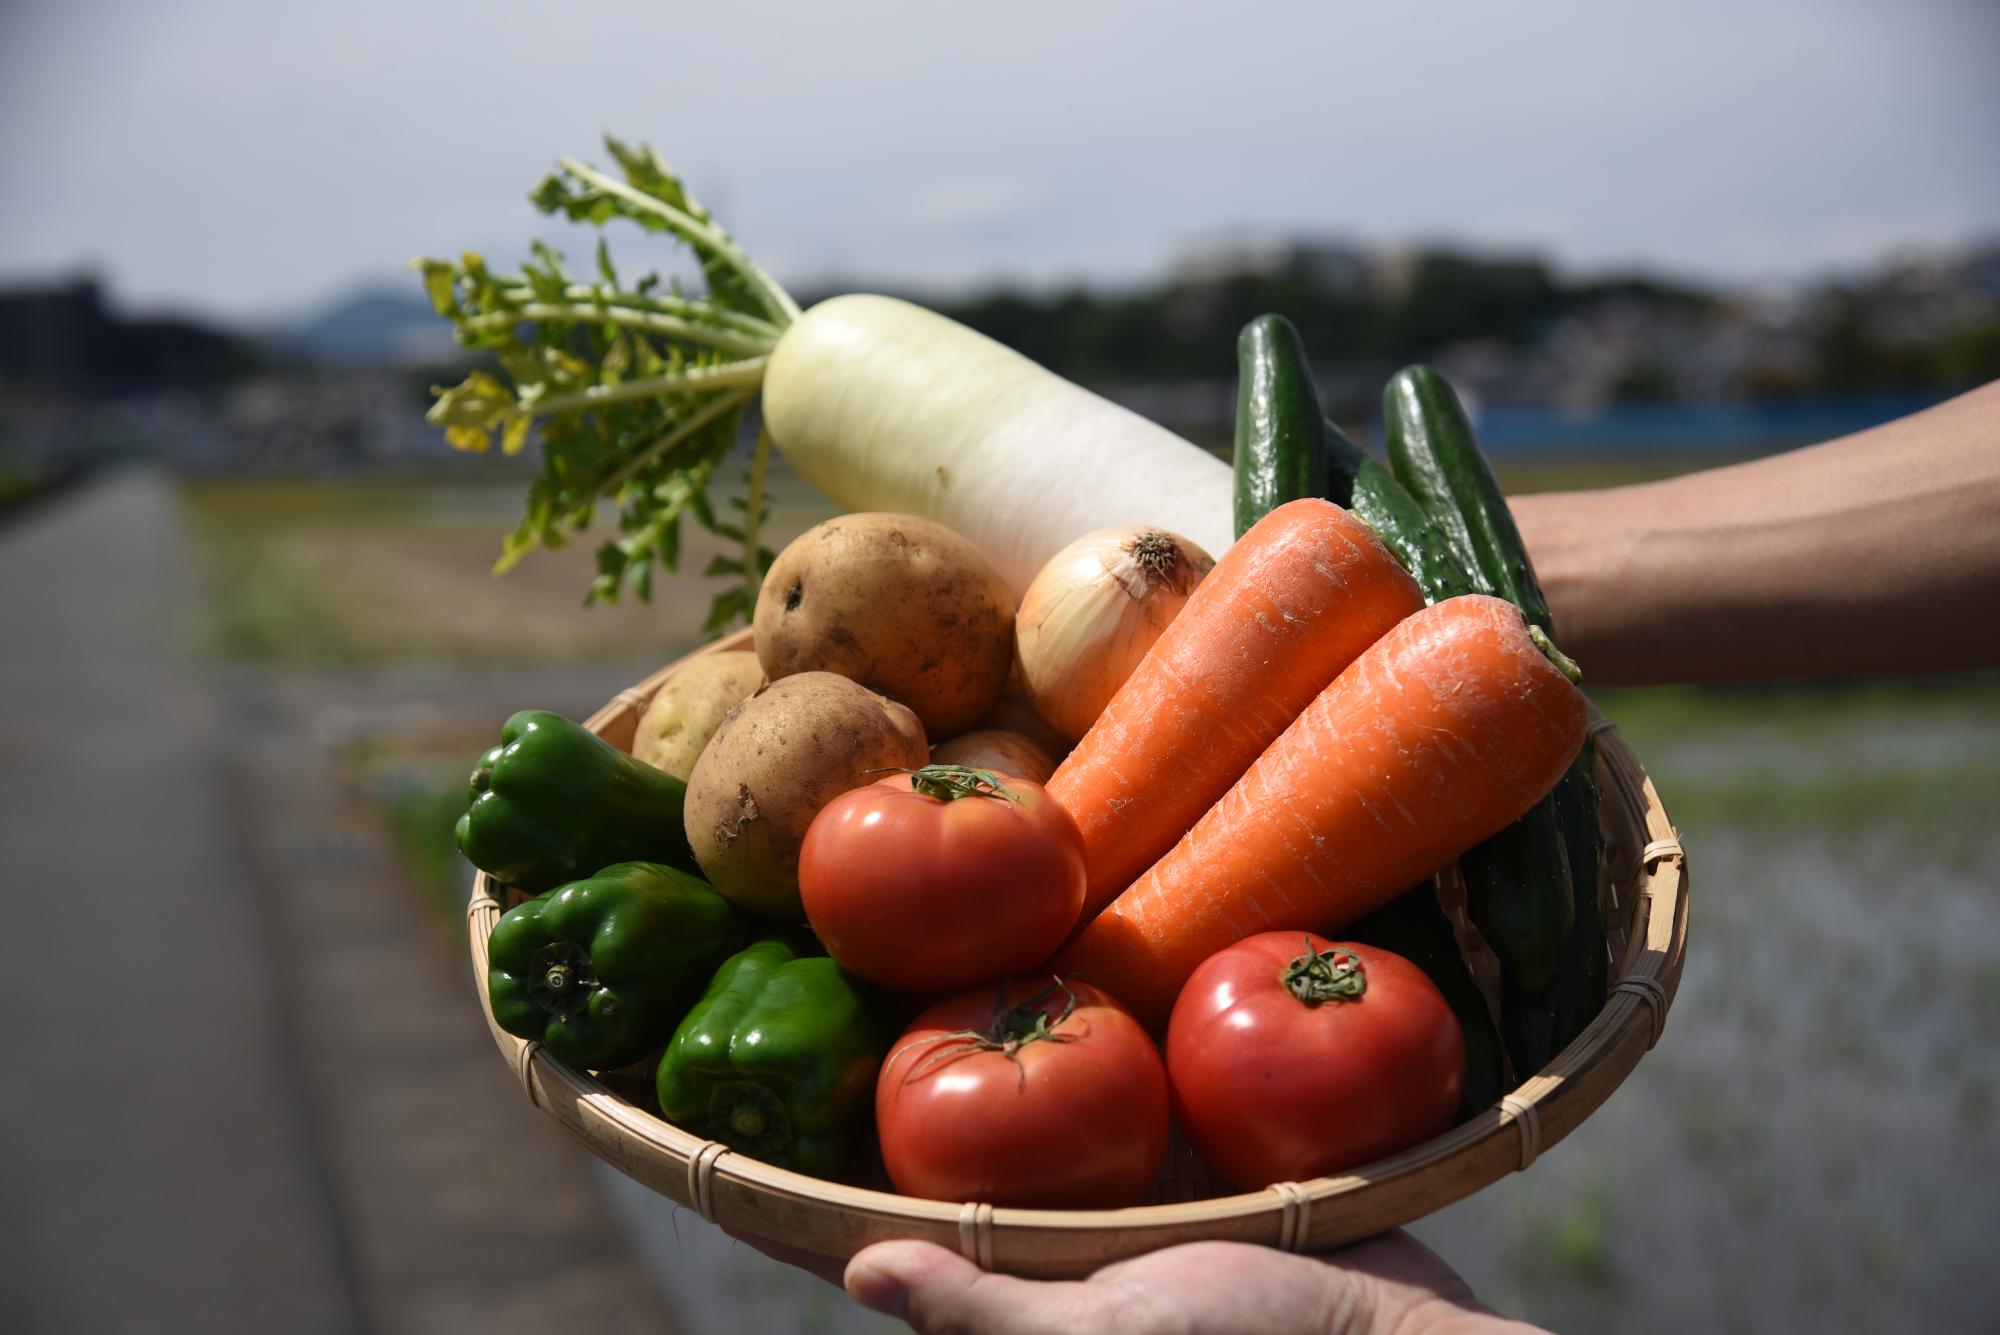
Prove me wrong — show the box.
[656,936,887,1179]
[487,861,746,1070]
[457,708,698,894]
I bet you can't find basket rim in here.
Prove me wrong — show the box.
[464,626,1689,1275]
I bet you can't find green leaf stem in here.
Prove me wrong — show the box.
[415,136,796,624]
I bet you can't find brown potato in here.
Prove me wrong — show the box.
[683,671,927,920]
[929,728,1056,785]
[754,513,1014,737]
[632,650,766,782]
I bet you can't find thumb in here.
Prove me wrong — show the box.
[845,1240,1124,1335]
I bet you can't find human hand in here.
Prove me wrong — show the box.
[837,1230,1544,1334]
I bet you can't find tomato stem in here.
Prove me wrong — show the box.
[1282,938,1367,1006]
[890,764,1022,803]
[897,977,1079,1088]
[991,977,1077,1046]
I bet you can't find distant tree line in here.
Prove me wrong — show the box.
[876,249,2000,405]
[921,256,1699,384]
[1809,287,2000,397]
[5,248,1994,410]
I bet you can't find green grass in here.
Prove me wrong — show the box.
[1649,757,1997,870]
[197,523,367,660]
[1595,676,2000,871]
[381,778,473,929]
[344,733,487,933]
[1493,451,1760,496]
[180,477,436,528]
[1595,675,2000,741]
[178,468,840,666]
[1508,1180,1622,1291]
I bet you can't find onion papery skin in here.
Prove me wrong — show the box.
[1015,527,1214,742]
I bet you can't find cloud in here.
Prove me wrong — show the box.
[896,175,1044,231]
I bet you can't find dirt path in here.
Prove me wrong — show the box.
[0,471,676,1334]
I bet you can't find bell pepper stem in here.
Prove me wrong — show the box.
[708,1080,792,1157]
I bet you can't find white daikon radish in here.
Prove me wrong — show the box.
[420,137,1234,622]
[764,296,1232,594]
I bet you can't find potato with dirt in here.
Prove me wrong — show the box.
[632,651,765,781]
[754,514,1015,737]
[684,672,928,920]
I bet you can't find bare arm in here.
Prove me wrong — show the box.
[1510,380,2000,685]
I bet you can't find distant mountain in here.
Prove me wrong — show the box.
[281,285,458,367]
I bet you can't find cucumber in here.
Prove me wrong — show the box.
[1456,794,1574,995]
[1384,365,1552,619]
[1502,766,1606,1072]
[1347,881,1505,1121]
[1520,751,1611,1065]
[1231,315,1331,538]
[1232,316,1481,596]
[1383,364,1605,1059]
[1381,365,1551,625]
[1332,430,1482,600]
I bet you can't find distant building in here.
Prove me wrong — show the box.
[0,277,252,396]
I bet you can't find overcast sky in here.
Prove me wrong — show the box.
[3,0,1996,324]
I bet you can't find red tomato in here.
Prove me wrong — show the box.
[1166,934,1464,1191]
[799,765,1085,992]
[876,978,1168,1208]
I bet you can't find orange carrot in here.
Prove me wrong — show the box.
[1050,594,1588,1029]
[1047,498,1424,921]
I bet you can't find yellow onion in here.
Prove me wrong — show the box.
[1015,526,1215,741]
[930,728,1058,784]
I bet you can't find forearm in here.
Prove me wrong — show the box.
[1510,381,2000,685]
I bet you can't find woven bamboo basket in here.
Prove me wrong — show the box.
[466,625,1688,1279]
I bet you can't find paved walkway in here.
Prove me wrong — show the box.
[0,472,675,1334]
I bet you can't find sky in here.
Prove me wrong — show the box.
[2,0,1997,325]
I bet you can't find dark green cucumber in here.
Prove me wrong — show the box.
[1502,759,1605,1072]
[1383,363,1605,1056]
[1381,365,1572,989]
[1332,429,1482,600]
[1231,315,1480,596]
[1347,882,1505,1121]
[1455,794,1574,995]
[1522,751,1611,1063]
[1232,315,1332,538]
[1381,365,1552,627]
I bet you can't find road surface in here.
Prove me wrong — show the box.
[0,471,675,1334]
